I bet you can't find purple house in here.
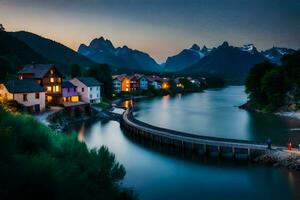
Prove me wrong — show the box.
[61,81,79,102]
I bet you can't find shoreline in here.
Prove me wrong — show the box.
[239,101,300,121]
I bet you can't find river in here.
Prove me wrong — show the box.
[68,86,300,200]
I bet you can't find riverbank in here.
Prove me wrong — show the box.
[239,101,300,121]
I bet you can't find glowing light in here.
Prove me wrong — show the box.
[162,82,170,90]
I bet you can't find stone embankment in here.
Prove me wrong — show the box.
[254,149,300,171]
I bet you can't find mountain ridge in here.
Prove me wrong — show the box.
[78,37,161,72]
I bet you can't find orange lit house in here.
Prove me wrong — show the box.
[18,64,62,104]
[121,76,131,92]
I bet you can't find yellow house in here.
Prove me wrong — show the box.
[0,79,46,112]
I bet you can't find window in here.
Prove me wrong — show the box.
[52,85,59,92]
[35,93,39,99]
[71,96,79,102]
[97,94,99,97]
[67,88,70,93]
[50,78,54,83]
[23,94,27,101]
[90,87,92,91]
[19,75,23,80]
[50,69,54,75]
[58,78,61,83]
[90,94,92,99]
[47,86,52,92]
[82,88,84,92]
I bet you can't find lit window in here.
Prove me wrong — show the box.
[35,93,39,99]
[52,85,59,92]
[58,78,61,83]
[50,69,54,75]
[50,78,54,83]
[47,86,52,92]
[23,94,27,101]
[71,96,79,102]
[19,75,23,80]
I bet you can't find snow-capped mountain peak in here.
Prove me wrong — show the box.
[240,44,258,54]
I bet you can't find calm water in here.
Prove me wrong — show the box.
[69,86,300,200]
[135,86,300,145]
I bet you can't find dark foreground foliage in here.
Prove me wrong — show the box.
[245,51,300,112]
[0,108,136,200]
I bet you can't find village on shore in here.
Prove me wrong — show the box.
[0,63,207,114]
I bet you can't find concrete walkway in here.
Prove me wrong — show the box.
[34,106,63,126]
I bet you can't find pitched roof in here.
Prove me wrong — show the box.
[18,64,59,79]
[76,77,101,87]
[4,79,44,93]
[113,74,127,81]
[62,81,76,88]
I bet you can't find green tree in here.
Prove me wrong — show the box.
[86,64,113,99]
[261,67,288,111]
[70,64,81,78]
[245,62,275,107]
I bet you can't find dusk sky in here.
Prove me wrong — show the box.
[1,0,299,62]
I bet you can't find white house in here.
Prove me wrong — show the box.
[71,77,101,104]
[0,79,46,112]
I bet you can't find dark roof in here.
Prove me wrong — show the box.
[4,79,44,93]
[76,77,102,87]
[62,81,76,88]
[18,64,60,79]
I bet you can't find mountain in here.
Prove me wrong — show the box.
[78,37,161,72]
[0,30,46,80]
[163,44,211,72]
[262,47,296,64]
[11,31,95,69]
[239,44,259,54]
[183,42,268,84]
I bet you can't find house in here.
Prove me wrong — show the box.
[148,76,162,90]
[112,75,126,93]
[0,79,46,112]
[137,75,149,90]
[61,81,79,103]
[18,64,62,103]
[128,75,138,91]
[161,78,170,90]
[121,76,130,92]
[71,77,101,104]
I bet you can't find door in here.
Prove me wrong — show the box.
[34,104,40,113]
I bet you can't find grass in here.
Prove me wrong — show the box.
[94,97,111,110]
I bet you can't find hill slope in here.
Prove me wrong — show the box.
[0,31,46,80]
[11,31,95,69]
